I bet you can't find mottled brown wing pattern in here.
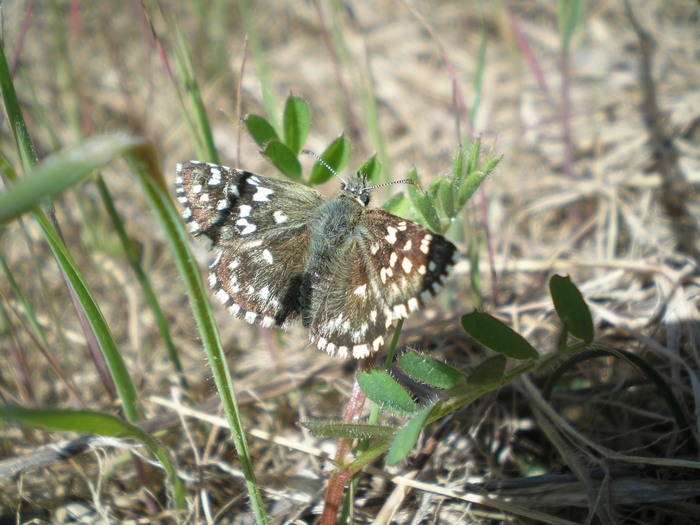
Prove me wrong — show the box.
[309,208,458,358]
[175,161,458,359]
[176,161,323,327]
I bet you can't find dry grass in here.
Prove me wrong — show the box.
[1,1,699,523]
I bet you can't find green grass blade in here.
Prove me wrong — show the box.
[128,154,269,524]
[0,407,186,508]
[95,177,187,389]
[0,136,148,423]
[172,22,218,162]
[0,135,146,224]
[238,0,278,129]
[0,41,37,168]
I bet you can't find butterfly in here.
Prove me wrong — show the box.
[175,160,458,359]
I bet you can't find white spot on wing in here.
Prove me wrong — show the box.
[236,218,257,235]
[352,344,370,358]
[385,226,398,244]
[215,289,230,304]
[262,249,273,264]
[253,186,274,202]
[273,210,288,224]
[389,252,398,268]
[402,257,413,274]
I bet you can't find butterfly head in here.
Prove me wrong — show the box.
[341,171,373,207]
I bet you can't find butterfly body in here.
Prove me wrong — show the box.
[175,161,458,359]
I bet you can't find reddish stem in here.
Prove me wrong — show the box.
[321,357,375,524]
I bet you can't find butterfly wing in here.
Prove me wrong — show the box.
[309,207,458,358]
[176,161,324,326]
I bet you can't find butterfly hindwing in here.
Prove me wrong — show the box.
[309,207,458,358]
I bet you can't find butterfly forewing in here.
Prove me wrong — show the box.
[176,161,323,327]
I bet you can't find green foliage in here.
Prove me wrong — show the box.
[461,311,539,360]
[314,275,597,468]
[357,369,417,417]
[468,354,507,384]
[408,138,501,235]
[0,407,186,508]
[549,274,594,344]
[240,97,500,232]
[398,352,465,389]
[283,95,310,156]
[261,140,302,181]
[309,134,351,184]
[243,113,279,148]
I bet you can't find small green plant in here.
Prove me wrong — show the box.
[303,275,592,471]
[239,94,504,522]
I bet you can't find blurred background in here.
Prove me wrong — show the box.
[1,1,699,523]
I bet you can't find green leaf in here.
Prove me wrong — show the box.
[398,351,465,389]
[302,420,395,440]
[437,177,455,219]
[243,113,279,148]
[461,311,538,360]
[406,168,443,232]
[381,192,407,214]
[282,96,310,156]
[386,403,435,466]
[466,138,481,176]
[261,140,302,181]
[468,355,506,384]
[452,147,465,189]
[358,155,381,182]
[549,274,594,344]
[357,370,417,417]
[1,408,186,508]
[309,135,350,185]
[0,135,147,225]
[458,169,487,208]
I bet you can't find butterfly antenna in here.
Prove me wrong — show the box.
[371,178,421,189]
[302,149,347,185]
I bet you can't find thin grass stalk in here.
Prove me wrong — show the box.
[0,43,142,422]
[132,157,269,524]
[95,177,189,390]
[237,0,279,130]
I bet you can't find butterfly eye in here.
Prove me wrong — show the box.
[359,193,370,206]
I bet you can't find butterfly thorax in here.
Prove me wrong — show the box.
[308,193,365,263]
